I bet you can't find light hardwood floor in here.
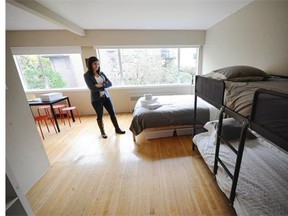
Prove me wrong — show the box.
[27,113,235,216]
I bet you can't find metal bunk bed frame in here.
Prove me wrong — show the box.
[214,106,249,205]
[193,75,288,206]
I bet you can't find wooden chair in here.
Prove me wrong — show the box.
[61,106,82,127]
[37,105,51,116]
[52,104,66,125]
[34,115,57,139]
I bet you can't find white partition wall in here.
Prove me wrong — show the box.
[6,46,50,193]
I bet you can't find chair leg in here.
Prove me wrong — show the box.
[57,108,66,125]
[53,106,66,125]
[66,111,71,127]
[49,118,58,134]
[36,121,45,140]
[44,108,51,116]
[61,108,66,125]
[75,109,82,123]
[37,108,41,117]
[44,118,50,133]
[35,115,58,139]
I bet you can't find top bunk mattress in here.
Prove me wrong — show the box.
[224,79,288,117]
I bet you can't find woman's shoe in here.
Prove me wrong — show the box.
[101,133,108,139]
[115,129,125,134]
[111,117,125,134]
[97,119,108,139]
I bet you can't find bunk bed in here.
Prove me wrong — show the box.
[192,66,288,215]
[129,94,219,141]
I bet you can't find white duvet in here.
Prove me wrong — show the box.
[193,131,288,216]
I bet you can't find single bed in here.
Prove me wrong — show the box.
[129,94,219,140]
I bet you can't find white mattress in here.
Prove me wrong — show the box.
[193,131,288,216]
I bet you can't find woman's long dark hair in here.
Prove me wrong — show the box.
[86,56,100,75]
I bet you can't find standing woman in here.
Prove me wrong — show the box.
[84,56,125,138]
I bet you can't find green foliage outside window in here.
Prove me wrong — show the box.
[17,55,66,90]
[122,50,177,85]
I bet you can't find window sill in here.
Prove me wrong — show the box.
[25,84,194,93]
[109,83,194,90]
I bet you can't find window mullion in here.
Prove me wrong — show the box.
[196,47,201,76]
[177,48,181,84]
[15,56,27,90]
[38,56,49,89]
[118,49,124,86]
[96,49,100,60]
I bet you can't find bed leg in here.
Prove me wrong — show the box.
[133,133,136,142]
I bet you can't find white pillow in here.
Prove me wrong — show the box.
[203,65,266,81]
[204,120,218,133]
[204,118,256,141]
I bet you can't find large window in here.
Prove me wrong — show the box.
[12,47,85,91]
[96,47,199,86]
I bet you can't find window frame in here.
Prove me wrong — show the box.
[94,45,202,87]
[11,46,85,92]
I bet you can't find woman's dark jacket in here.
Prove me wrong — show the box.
[84,71,112,102]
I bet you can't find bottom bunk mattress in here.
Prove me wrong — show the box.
[129,94,219,136]
[193,128,288,216]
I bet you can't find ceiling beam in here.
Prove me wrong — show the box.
[7,0,86,36]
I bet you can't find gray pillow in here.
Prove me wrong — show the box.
[204,65,266,81]
[204,118,257,141]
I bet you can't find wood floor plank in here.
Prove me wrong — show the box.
[27,114,235,216]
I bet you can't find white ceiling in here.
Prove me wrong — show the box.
[6,0,253,34]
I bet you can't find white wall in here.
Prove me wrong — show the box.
[6,46,50,193]
[203,1,288,76]
[6,29,205,47]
